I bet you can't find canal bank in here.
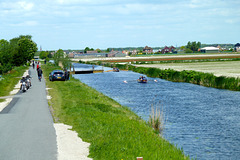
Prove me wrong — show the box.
[72,63,240,160]
[42,63,188,160]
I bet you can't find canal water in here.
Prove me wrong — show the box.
[73,63,240,160]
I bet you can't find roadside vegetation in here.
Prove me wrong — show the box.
[42,63,189,160]
[0,66,28,102]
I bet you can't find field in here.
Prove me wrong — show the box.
[77,53,240,63]
[136,61,240,78]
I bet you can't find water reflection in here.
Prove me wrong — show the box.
[73,63,240,160]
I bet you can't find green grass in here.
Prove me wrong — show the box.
[42,63,189,160]
[0,66,28,102]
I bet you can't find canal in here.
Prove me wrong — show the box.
[73,63,240,160]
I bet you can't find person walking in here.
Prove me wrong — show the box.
[37,67,43,82]
[32,61,35,69]
[36,63,39,71]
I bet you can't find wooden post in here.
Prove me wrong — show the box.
[137,157,143,160]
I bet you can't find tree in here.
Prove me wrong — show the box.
[18,38,37,62]
[0,39,12,74]
[0,39,11,65]
[53,49,64,66]
[96,48,101,53]
[180,46,186,51]
[39,51,49,59]
[186,41,201,53]
[61,55,71,70]
[53,49,71,69]
[0,35,37,73]
[197,42,201,49]
[10,35,37,66]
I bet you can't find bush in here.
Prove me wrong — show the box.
[185,48,193,53]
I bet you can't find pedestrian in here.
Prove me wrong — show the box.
[64,69,70,81]
[36,63,39,71]
[32,61,35,69]
[37,67,43,82]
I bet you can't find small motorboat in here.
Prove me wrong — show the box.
[137,76,147,83]
[113,67,119,72]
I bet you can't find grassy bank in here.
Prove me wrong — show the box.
[0,66,28,102]
[42,63,188,160]
[90,62,240,91]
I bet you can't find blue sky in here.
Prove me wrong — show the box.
[0,0,239,50]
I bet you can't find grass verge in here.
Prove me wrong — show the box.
[42,63,189,160]
[0,66,28,102]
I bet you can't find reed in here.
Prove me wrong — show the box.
[148,104,165,135]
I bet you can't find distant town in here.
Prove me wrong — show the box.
[38,43,240,59]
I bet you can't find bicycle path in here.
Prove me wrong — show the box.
[0,67,57,160]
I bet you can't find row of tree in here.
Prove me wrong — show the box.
[0,35,38,74]
[185,41,201,53]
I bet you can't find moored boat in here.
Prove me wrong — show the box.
[113,67,119,72]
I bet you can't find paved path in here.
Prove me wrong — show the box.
[0,67,57,160]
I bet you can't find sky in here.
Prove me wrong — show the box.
[0,0,240,50]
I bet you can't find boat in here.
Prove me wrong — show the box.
[137,76,147,83]
[113,67,119,72]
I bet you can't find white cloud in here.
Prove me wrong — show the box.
[1,1,34,11]
[55,0,113,5]
[18,1,34,11]
[10,21,38,27]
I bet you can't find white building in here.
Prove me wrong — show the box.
[200,47,219,53]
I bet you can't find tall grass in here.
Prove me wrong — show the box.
[148,105,165,136]
[42,63,189,160]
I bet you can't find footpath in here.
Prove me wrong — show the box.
[0,67,58,160]
[0,66,91,160]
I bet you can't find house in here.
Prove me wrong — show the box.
[143,46,153,53]
[161,46,170,54]
[169,46,176,53]
[87,50,98,54]
[200,47,219,53]
[234,43,240,52]
[68,52,75,58]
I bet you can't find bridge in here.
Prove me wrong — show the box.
[70,70,104,74]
